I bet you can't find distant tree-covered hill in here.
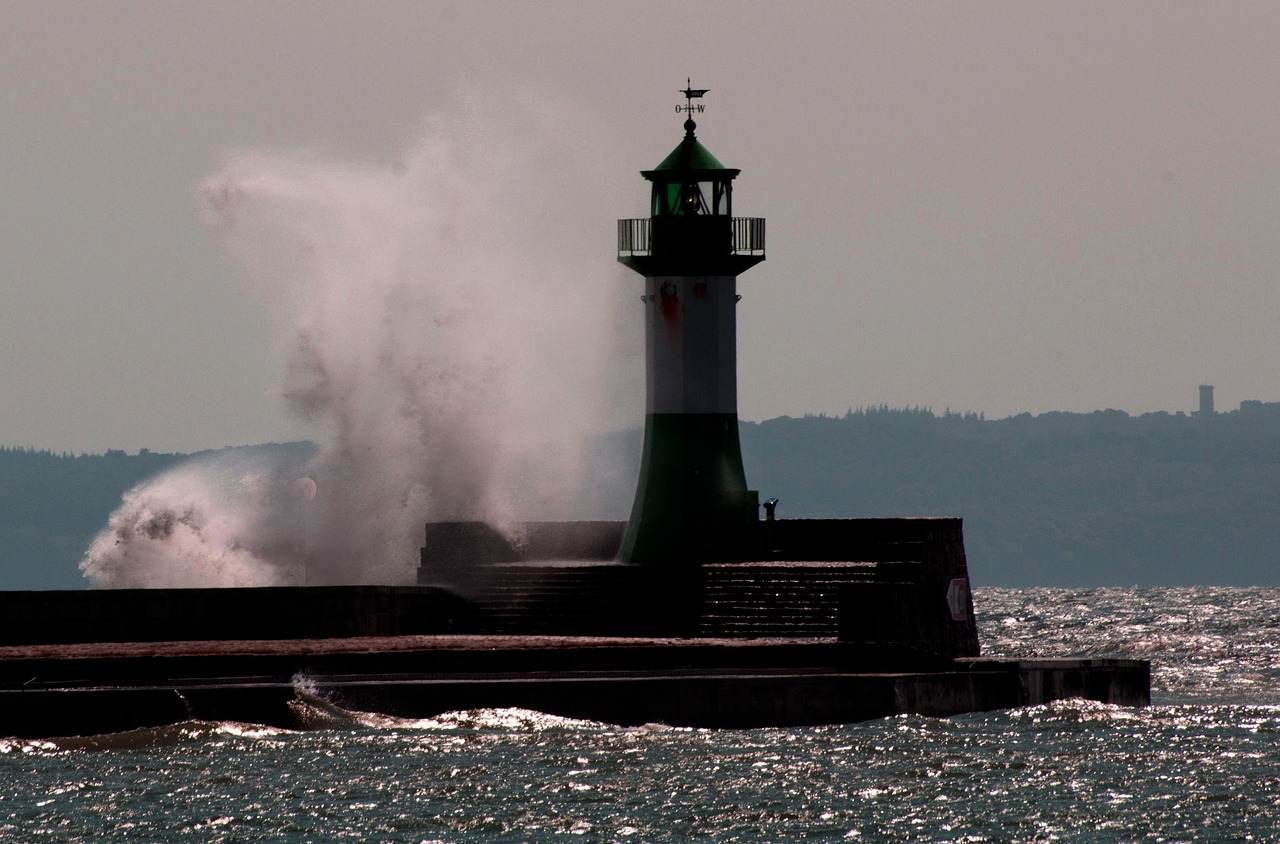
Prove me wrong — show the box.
[740,403,1280,586]
[3,402,1278,589]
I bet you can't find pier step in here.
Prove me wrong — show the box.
[462,561,937,639]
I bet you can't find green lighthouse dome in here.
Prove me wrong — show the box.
[648,125,734,176]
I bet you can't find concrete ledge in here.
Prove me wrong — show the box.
[0,635,1149,737]
[0,586,478,645]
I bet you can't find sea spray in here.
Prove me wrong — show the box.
[82,90,639,587]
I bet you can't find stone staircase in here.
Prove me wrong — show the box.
[697,563,870,637]
[473,564,696,637]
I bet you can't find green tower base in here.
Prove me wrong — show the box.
[619,413,758,565]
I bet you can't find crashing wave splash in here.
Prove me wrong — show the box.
[80,89,634,588]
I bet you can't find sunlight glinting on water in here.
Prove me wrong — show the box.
[5,587,1280,842]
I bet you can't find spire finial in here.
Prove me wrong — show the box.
[678,78,708,134]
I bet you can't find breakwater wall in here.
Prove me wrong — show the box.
[0,586,476,645]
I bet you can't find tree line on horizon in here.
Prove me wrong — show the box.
[739,402,1280,586]
[2,401,1278,589]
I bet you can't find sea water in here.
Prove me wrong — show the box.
[3,587,1280,842]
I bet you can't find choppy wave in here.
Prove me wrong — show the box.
[976,585,1280,705]
[0,720,292,756]
[286,670,613,733]
[288,689,612,733]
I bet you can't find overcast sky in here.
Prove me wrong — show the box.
[3,1,1278,454]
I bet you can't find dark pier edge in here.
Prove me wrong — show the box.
[0,518,1150,738]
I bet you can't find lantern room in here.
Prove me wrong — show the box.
[617,84,765,279]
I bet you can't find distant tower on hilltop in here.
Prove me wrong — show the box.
[615,82,766,565]
[1198,384,1214,416]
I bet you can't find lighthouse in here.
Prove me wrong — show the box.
[616,82,766,565]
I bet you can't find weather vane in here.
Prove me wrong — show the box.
[677,78,708,118]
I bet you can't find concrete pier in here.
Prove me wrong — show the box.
[0,518,1151,737]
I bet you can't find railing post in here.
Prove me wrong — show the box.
[617,219,652,257]
[723,217,765,256]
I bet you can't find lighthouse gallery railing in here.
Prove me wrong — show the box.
[617,217,766,258]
